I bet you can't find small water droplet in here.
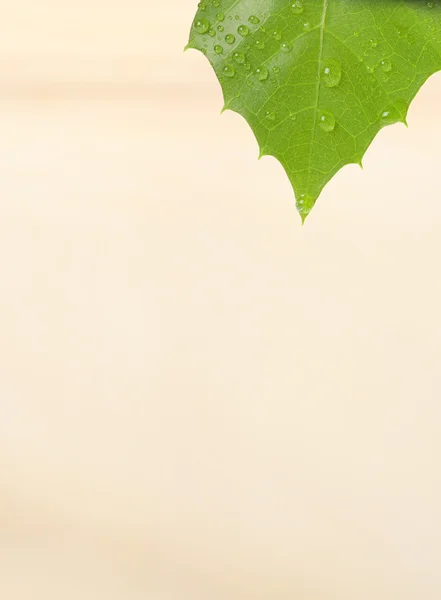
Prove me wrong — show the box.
[322,59,342,87]
[265,111,276,121]
[291,1,304,15]
[238,24,249,37]
[208,28,216,37]
[248,15,260,25]
[281,42,292,52]
[225,33,235,44]
[222,64,236,78]
[255,39,265,50]
[255,66,269,81]
[272,66,280,74]
[379,58,392,72]
[318,109,336,132]
[217,25,224,31]
[233,51,246,64]
[216,12,224,21]
[214,44,223,54]
[272,29,282,41]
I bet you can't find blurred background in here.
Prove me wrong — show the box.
[1,1,441,598]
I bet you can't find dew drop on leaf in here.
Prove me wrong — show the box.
[255,66,269,81]
[291,1,304,15]
[238,24,250,37]
[318,110,336,132]
[233,52,246,64]
[222,65,236,78]
[322,59,342,87]
[225,34,235,44]
[379,58,392,72]
[194,18,210,34]
[248,15,260,24]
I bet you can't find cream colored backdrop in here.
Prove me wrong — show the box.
[1,2,441,599]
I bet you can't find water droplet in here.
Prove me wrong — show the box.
[214,45,223,54]
[427,0,435,8]
[318,109,336,132]
[225,34,235,44]
[238,24,249,37]
[255,66,269,81]
[380,100,407,124]
[281,42,292,52]
[265,111,276,121]
[322,59,342,87]
[272,66,280,74]
[233,51,246,64]
[302,21,311,30]
[216,12,225,21]
[222,65,236,78]
[369,38,378,48]
[296,193,313,218]
[291,1,304,15]
[272,29,282,41]
[208,28,216,37]
[379,58,392,72]
[212,0,220,7]
[194,18,210,34]
[248,15,260,25]
[217,25,224,31]
[255,39,265,50]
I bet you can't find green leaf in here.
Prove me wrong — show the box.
[187,0,441,221]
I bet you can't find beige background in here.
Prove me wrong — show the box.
[1,1,441,598]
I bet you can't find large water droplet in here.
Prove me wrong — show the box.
[225,34,235,44]
[238,24,249,37]
[318,109,336,132]
[248,15,260,24]
[322,59,342,87]
[194,18,210,34]
[214,44,223,54]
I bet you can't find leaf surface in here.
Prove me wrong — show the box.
[187,0,441,220]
